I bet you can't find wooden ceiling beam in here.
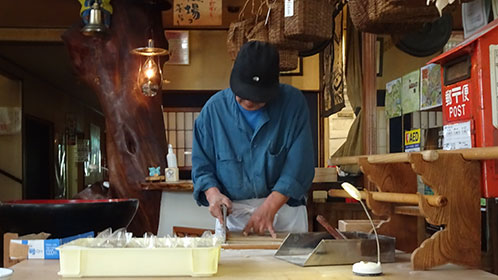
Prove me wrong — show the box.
[0,28,65,42]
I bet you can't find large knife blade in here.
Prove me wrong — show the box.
[221,204,228,242]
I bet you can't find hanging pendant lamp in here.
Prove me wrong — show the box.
[131,39,169,97]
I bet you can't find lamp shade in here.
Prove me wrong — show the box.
[341,182,362,201]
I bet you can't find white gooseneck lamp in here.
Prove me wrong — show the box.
[341,182,383,276]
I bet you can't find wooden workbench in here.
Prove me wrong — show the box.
[9,250,498,279]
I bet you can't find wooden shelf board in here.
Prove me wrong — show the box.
[141,180,193,192]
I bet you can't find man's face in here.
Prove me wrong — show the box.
[236,96,266,111]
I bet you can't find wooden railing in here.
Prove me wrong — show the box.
[328,147,495,270]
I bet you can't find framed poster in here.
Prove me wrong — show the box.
[173,0,222,26]
[401,70,420,114]
[385,78,402,118]
[420,63,442,110]
[164,30,189,65]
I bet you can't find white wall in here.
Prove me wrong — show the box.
[158,192,214,236]
[163,30,319,91]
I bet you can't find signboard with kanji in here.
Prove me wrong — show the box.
[442,82,471,122]
[173,0,222,26]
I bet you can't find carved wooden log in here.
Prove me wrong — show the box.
[62,0,168,235]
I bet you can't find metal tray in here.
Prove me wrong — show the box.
[274,231,395,267]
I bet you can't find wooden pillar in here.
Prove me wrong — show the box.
[62,0,168,235]
[361,33,377,190]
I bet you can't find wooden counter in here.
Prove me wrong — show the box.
[9,250,498,279]
[140,168,337,192]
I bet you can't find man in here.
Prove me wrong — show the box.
[192,41,314,237]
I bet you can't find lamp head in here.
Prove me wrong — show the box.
[341,182,362,201]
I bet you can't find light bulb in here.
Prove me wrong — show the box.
[138,56,162,97]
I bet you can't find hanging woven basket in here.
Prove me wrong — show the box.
[267,0,313,51]
[348,0,443,34]
[279,49,299,71]
[227,18,255,60]
[283,0,334,42]
[246,20,269,42]
[226,0,256,60]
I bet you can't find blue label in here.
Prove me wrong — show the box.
[44,239,60,259]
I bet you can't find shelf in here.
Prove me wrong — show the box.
[141,180,193,192]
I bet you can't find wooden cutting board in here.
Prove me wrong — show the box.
[222,232,287,250]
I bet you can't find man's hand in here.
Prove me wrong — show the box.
[205,187,232,225]
[243,191,288,238]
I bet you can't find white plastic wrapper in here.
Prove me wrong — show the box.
[87,228,221,248]
[91,227,132,248]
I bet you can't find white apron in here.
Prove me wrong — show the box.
[215,198,308,233]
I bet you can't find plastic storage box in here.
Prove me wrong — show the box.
[57,238,221,277]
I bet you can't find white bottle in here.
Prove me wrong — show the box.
[165,144,179,182]
[166,144,178,168]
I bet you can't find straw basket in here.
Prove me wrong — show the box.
[246,20,269,42]
[268,0,313,51]
[348,0,441,34]
[227,18,255,60]
[227,0,256,60]
[246,2,270,43]
[279,49,299,71]
[283,0,334,42]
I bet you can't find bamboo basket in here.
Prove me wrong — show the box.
[268,0,313,51]
[348,0,442,34]
[279,49,299,71]
[227,0,255,60]
[283,0,334,42]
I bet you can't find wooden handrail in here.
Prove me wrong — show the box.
[329,146,498,165]
[328,189,447,207]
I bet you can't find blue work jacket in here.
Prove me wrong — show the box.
[192,84,315,207]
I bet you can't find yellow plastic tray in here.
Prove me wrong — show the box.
[57,238,220,278]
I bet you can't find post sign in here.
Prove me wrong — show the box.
[442,83,471,122]
[404,128,421,152]
[429,19,498,197]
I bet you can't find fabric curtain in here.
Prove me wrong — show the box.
[331,12,363,174]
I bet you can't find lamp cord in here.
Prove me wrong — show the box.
[359,200,381,265]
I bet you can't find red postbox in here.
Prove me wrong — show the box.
[429,19,498,197]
